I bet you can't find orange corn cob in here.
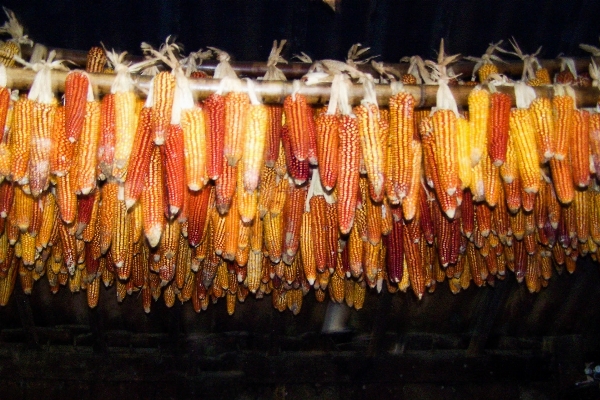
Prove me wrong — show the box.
[306,106,318,166]
[242,104,268,191]
[7,99,31,177]
[264,212,283,264]
[0,86,10,143]
[488,92,511,166]
[49,106,76,177]
[141,146,165,248]
[12,184,32,233]
[123,107,153,209]
[28,102,56,197]
[355,103,385,201]
[58,220,77,275]
[387,92,416,203]
[224,91,250,166]
[337,115,361,234]
[28,194,42,237]
[570,110,590,188]
[0,142,10,182]
[264,105,283,168]
[574,189,589,243]
[203,93,226,180]
[315,113,339,191]
[402,134,423,221]
[500,130,519,184]
[529,97,554,162]
[181,106,208,191]
[348,209,364,277]
[151,71,175,145]
[468,88,490,166]
[509,108,540,193]
[112,90,138,182]
[283,184,307,258]
[552,95,574,161]
[283,94,310,162]
[325,202,339,272]
[162,124,186,217]
[362,179,382,246]
[74,100,101,195]
[403,220,424,299]
[97,93,116,180]
[215,156,236,214]
[549,158,574,205]
[223,196,240,261]
[98,181,118,254]
[590,113,600,177]
[111,198,130,269]
[36,191,57,250]
[300,211,316,285]
[310,195,328,273]
[64,71,90,143]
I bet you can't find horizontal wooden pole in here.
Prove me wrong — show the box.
[5,66,600,108]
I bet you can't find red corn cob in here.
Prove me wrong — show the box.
[385,218,404,283]
[141,146,165,248]
[488,92,511,166]
[64,71,90,143]
[283,93,310,162]
[124,107,153,209]
[264,105,283,168]
[282,184,307,258]
[281,124,309,185]
[187,186,213,247]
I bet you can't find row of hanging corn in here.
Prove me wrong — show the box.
[0,12,599,313]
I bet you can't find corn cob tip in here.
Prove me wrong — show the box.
[125,198,136,210]
[146,225,162,248]
[169,205,180,216]
[445,207,456,219]
[188,184,201,191]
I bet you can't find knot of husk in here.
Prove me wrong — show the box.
[589,58,600,88]
[207,47,237,79]
[0,7,33,46]
[104,45,159,94]
[180,48,212,77]
[425,39,461,115]
[400,55,433,84]
[498,37,542,82]
[464,40,506,81]
[263,40,288,81]
[14,50,69,104]
[370,60,399,83]
[557,55,577,80]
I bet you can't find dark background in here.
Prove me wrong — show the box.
[2,0,600,62]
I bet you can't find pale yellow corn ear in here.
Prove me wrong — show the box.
[181,107,208,191]
[113,91,138,182]
[509,108,540,194]
[468,88,490,166]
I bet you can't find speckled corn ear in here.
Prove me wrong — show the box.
[509,108,540,194]
[552,95,575,161]
[181,106,208,191]
[354,103,385,202]
[64,71,89,143]
[570,110,591,188]
[151,71,175,146]
[224,91,250,166]
[203,93,225,180]
[315,113,339,191]
[337,115,360,234]
[387,92,415,204]
[141,146,165,248]
[112,91,137,182]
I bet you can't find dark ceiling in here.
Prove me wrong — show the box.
[2,0,600,63]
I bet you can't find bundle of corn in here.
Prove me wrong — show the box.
[0,38,600,314]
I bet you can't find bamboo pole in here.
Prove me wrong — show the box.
[5,67,600,108]
[21,45,598,79]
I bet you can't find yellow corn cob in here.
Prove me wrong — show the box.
[570,110,590,188]
[98,181,118,254]
[402,138,423,221]
[242,104,268,192]
[456,115,472,189]
[552,95,574,161]
[509,108,540,193]
[432,109,460,197]
[0,142,10,182]
[224,92,250,166]
[354,103,385,201]
[529,97,554,162]
[35,191,57,250]
[111,198,129,270]
[468,88,490,166]
[0,41,20,67]
[223,195,240,261]
[10,97,33,185]
[86,273,100,308]
[574,189,589,243]
[264,211,283,264]
[112,91,138,182]
[13,184,33,232]
[74,100,101,195]
[181,106,208,191]
[237,164,258,224]
[387,92,416,203]
[151,71,175,145]
[141,146,165,248]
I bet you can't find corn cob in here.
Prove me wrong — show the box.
[488,92,511,166]
[355,103,385,201]
[402,136,423,221]
[590,113,600,178]
[241,104,268,191]
[387,92,416,203]
[110,197,129,269]
[64,71,90,143]
[151,71,175,145]
[215,156,236,214]
[570,110,590,188]
[97,93,116,180]
[28,102,56,196]
[549,158,574,205]
[552,95,574,161]
[456,115,472,189]
[529,97,554,162]
[48,106,75,177]
[85,46,106,73]
[181,106,208,191]
[509,108,540,193]
[283,184,307,259]
[141,146,165,248]
[283,93,310,162]
[9,97,33,185]
[281,124,309,185]
[264,105,283,168]
[309,195,329,273]
[223,91,250,166]
[203,93,226,180]
[187,186,212,247]
[403,220,424,299]
[269,172,288,214]
[385,218,404,283]
[0,86,9,143]
[481,152,501,207]
[72,100,100,195]
[112,90,138,182]
[123,107,153,209]
[162,124,186,217]
[306,106,318,166]
[0,41,19,68]
[315,113,339,191]
[97,181,118,255]
[337,115,361,234]
[0,142,10,182]
[13,184,33,232]
[468,88,490,166]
